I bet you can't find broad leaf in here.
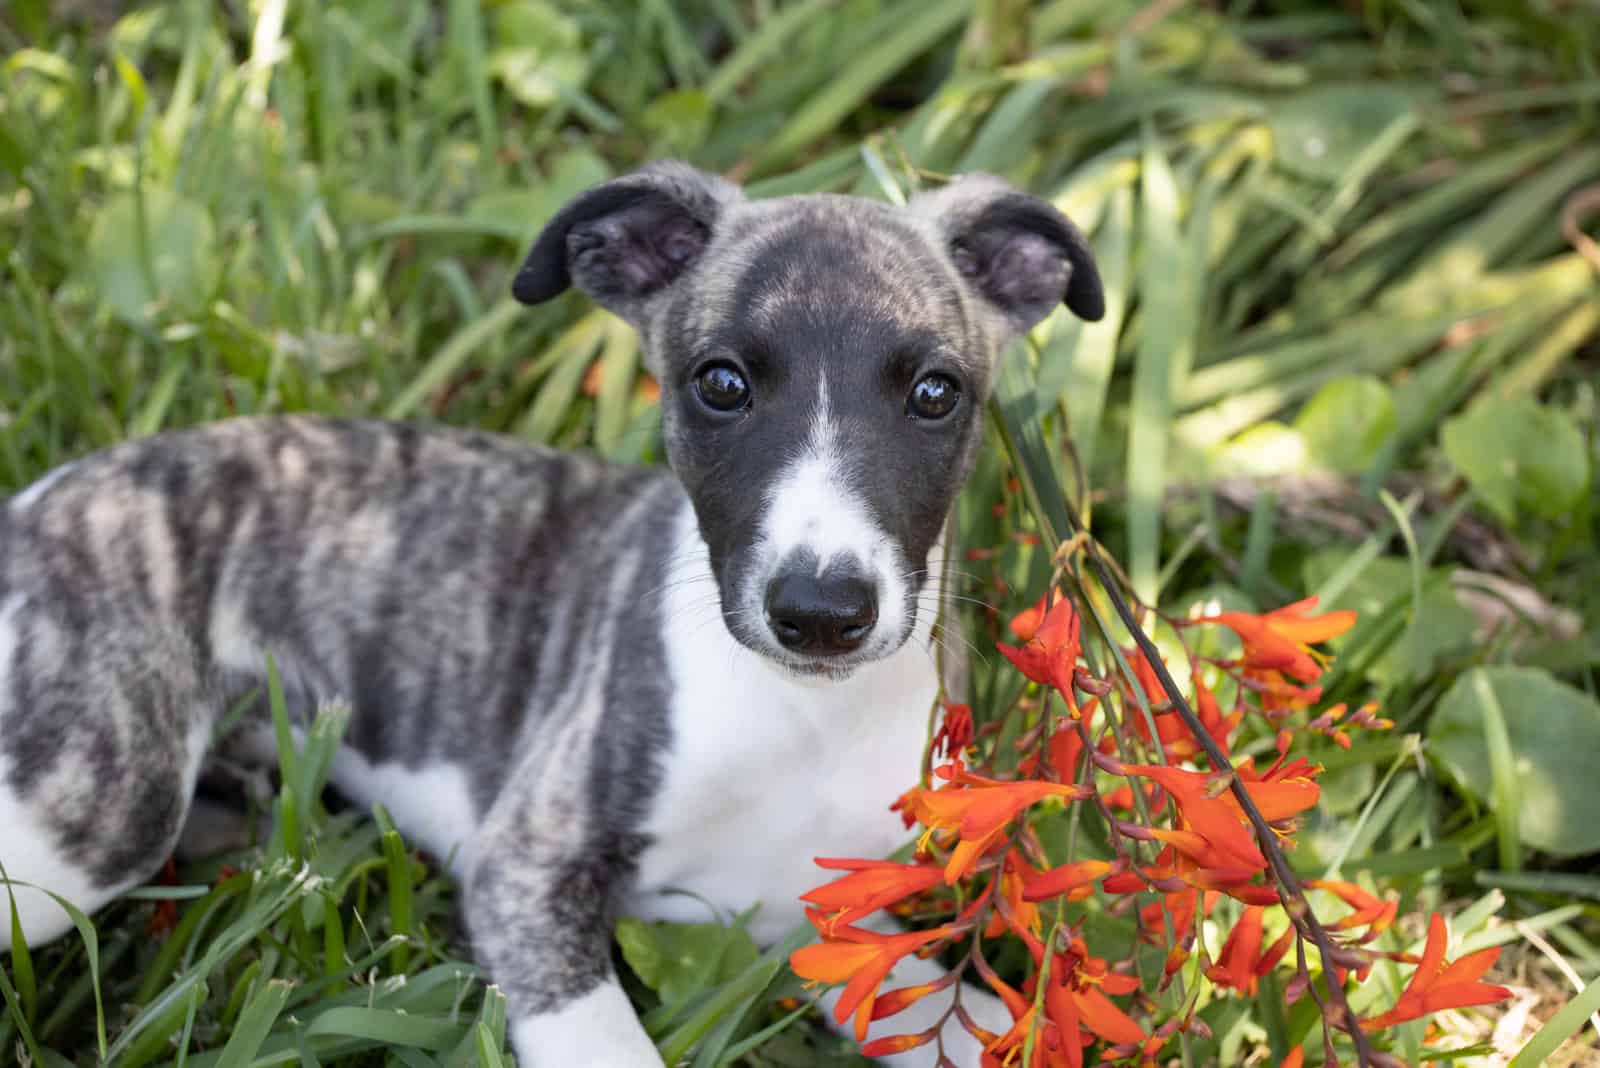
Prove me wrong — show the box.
[1292,375,1396,472]
[1430,667,1600,856]
[86,189,217,324]
[1441,397,1591,525]
[616,918,761,1013]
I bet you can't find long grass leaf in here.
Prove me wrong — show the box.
[1063,185,1132,477]
[1126,123,1185,600]
[753,0,973,172]
[214,979,294,1068]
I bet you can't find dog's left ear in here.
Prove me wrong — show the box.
[511,162,742,325]
[912,175,1104,333]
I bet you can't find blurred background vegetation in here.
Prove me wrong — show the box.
[1,0,1597,1065]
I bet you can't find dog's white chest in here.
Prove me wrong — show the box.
[628,509,939,943]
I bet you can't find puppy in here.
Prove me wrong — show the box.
[0,162,1102,1065]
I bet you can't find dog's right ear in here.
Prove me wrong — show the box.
[511,162,742,324]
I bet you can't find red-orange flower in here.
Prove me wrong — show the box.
[1125,760,1318,901]
[1021,858,1116,903]
[1305,878,1398,941]
[910,764,1088,882]
[1041,940,1145,1068]
[800,858,945,934]
[997,593,1082,707]
[1361,913,1511,1030]
[1204,905,1292,996]
[1007,587,1067,641]
[1198,596,1356,683]
[790,918,962,1040]
[981,936,1144,1068]
[986,853,1042,939]
[932,701,976,758]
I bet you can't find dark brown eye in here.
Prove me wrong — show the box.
[695,362,750,413]
[908,373,960,420]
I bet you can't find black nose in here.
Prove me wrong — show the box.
[765,571,878,655]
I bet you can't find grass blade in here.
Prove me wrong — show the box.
[1508,966,1600,1066]
[215,979,294,1068]
[1126,122,1186,601]
[753,0,973,173]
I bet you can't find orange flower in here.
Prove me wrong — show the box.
[1361,913,1511,1031]
[1280,1048,1305,1068]
[1199,596,1356,684]
[1007,587,1064,640]
[790,919,961,1040]
[997,593,1082,707]
[1123,661,1243,763]
[800,858,945,934]
[1127,760,1318,901]
[1042,941,1145,1068]
[1305,878,1398,940]
[911,764,1088,882]
[1126,765,1265,871]
[986,854,1042,939]
[1021,859,1116,903]
[860,1030,935,1057]
[932,701,975,759]
[1248,668,1326,716]
[980,938,1143,1068]
[1204,905,1292,996]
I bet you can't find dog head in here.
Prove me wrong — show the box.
[514,162,1102,678]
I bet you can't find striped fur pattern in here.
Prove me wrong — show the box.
[1,163,1102,1066]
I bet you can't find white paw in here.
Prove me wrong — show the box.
[510,984,664,1067]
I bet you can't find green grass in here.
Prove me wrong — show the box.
[2,1,1598,1065]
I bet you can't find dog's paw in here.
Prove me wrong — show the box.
[509,985,664,1068]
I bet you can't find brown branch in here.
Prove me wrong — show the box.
[1067,520,1377,1067]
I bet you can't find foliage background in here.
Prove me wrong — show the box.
[0,0,1597,1065]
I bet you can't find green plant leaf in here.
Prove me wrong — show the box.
[1429,667,1600,856]
[616,918,760,1013]
[1440,396,1591,525]
[86,188,217,324]
[1269,85,1418,182]
[487,0,588,109]
[1303,552,1478,684]
[1292,374,1397,472]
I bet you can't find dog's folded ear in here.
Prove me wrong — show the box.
[912,175,1104,333]
[512,162,742,322]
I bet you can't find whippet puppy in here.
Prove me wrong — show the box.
[0,162,1103,1065]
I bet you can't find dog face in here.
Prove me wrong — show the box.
[514,163,1102,678]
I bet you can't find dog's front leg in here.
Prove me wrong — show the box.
[465,829,662,1068]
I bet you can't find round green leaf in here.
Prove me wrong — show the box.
[1429,666,1600,857]
[1292,374,1396,472]
[86,188,217,324]
[1440,397,1591,525]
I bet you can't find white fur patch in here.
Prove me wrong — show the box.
[0,595,111,946]
[748,380,907,658]
[329,753,480,874]
[8,462,75,513]
[511,982,663,1067]
[631,505,938,945]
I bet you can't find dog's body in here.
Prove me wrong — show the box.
[0,163,1102,1066]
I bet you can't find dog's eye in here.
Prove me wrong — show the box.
[908,373,960,420]
[694,362,751,413]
